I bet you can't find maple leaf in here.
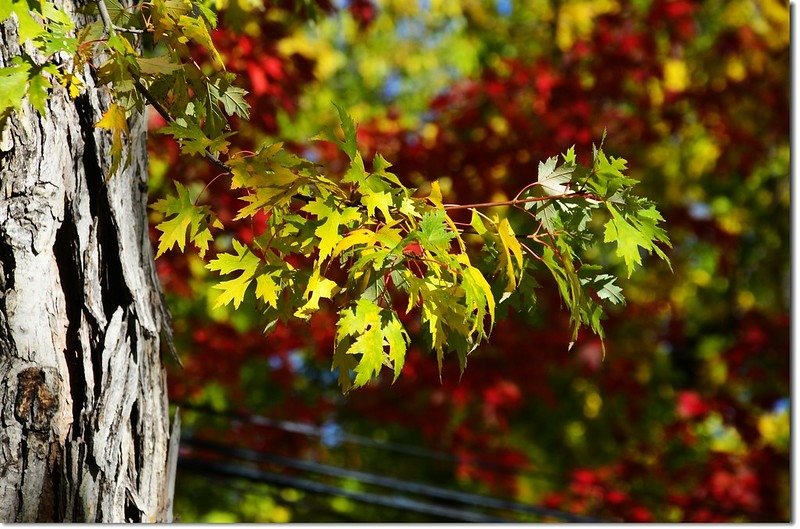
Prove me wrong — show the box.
[361,190,393,221]
[497,218,524,290]
[295,268,339,319]
[603,206,654,278]
[160,121,232,155]
[342,152,368,186]
[254,273,280,308]
[384,315,408,381]
[206,240,262,309]
[349,326,384,388]
[302,198,348,261]
[337,299,408,388]
[537,155,574,196]
[331,102,358,160]
[418,211,455,250]
[209,76,250,119]
[0,60,31,121]
[579,267,625,305]
[152,181,219,258]
[95,103,128,178]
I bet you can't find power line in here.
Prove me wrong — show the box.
[177,403,551,479]
[183,437,601,523]
[182,472,364,523]
[178,458,512,523]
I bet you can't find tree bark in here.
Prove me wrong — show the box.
[0,2,176,522]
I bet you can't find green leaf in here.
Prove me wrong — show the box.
[178,15,224,68]
[418,210,455,250]
[8,1,46,43]
[0,60,31,119]
[579,267,625,305]
[342,151,368,185]
[137,56,182,75]
[603,206,652,277]
[331,102,358,160]
[336,299,407,388]
[160,121,232,155]
[26,71,51,115]
[210,76,250,119]
[537,155,574,196]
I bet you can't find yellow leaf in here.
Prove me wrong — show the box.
[295,269,339,319]
[428,180,444,207]
[333,229,377,257]
[255,273,279,308]
[496,218,524,290]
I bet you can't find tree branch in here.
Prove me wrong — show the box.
[443,191,598,211]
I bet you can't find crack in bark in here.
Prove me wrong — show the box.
[0,234,16,356]
[74,96,133,316]
[53,206,86,440]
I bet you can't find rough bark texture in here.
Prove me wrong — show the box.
[0,2,176,522]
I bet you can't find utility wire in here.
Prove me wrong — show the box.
[184,472,364,523]
[178,458,512,523]
[183,437,603,523]
[177,403,550,479]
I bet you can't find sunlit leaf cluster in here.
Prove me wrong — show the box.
[0,0,669,391]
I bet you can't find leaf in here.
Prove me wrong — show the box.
[26,72,51,115]
[137,56,182,75]
[497,219,524,291]
[603,206,652,277]
[590,148,637,197]
[384,315,408,381]
[160,121,231,155]
[463,261,496,331]
[178,15,224,69]
[206,240,262,309]
[349,325,384,388]
[302,198,343,260]
[579,268,625,305]
[331,102,357,160]
[255,273,280,308]
[418,210,455,250]
[210,76,250,119]
[294,268,339,319]
[526,155,577,233]
[0,61,31,119]
[333,228,378,258]
[342,151,368,185]
[7,1,46,43]
[152,181,218,257]
[336,299,407,388]
[361,190,393,221]
[95,103,128,178]
[427,180,444,208]
[537,155,574,196]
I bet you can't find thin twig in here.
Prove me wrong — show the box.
[443,191,596,211]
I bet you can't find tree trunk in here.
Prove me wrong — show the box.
[0,2,177,522]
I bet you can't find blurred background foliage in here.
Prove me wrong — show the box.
[147,0,789,522]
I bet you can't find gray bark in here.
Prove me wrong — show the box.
[0,2,176,523]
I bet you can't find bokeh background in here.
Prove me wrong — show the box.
[147,0,790,522]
